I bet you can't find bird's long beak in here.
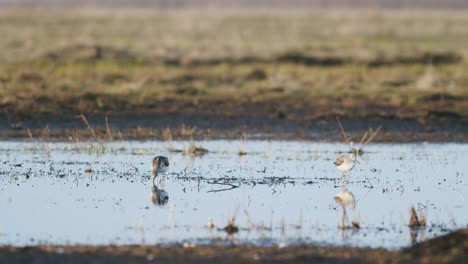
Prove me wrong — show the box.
[355,160,360,164]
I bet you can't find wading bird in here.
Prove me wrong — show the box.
[152,156,169,185]
[334,152,358,176]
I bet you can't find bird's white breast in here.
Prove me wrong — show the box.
[337,159,355,172]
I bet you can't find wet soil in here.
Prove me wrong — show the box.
[1,111,468,142]
[0,229,466,264]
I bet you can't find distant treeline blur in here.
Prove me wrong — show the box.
[2,0,468,9]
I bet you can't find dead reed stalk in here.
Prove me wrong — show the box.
[80,114,97,140]
[105,116,113,141]
[409,207,427,228]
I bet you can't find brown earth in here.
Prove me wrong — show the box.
[1,103,468,142]
[1,9,468,143]
[1,229,466,264]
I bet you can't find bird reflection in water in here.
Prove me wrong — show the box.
[410,228,427,245]
[409,206,427,244]
[150,156,169,205]
[334,188,359,230]
[151,184,169,205]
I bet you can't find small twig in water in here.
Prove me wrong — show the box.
[364,176,374,189]
[396,184,405,195]
[207,182,240,193]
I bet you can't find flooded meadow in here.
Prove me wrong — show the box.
[1,140,466,249]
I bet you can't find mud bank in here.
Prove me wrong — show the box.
[1,114,467,142]
[0,229,466,264]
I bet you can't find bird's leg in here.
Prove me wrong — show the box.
[340,205,346,229]
[158,173,164,187]
[344,207,349,226]
[344,176,349,187]
[152,172,158,186]
[340,206,350,229]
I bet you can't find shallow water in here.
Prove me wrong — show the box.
[0,140,467,249]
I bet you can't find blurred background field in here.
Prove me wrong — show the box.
[0,3,467,121]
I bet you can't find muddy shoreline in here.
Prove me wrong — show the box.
[1,113,467,142]
[1,229,466,264]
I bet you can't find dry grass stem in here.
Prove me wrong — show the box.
[80,114,97,140]
[336,116,350,144]
[105,116,113,142]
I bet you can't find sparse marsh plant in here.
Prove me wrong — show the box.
[238,134,247,156]
[336,116,382,155]
[223,216,239,235]
[183,144,209,157]
[178,126,209,156]
[409,206,427,228]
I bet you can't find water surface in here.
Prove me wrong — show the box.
[0,140,466,249]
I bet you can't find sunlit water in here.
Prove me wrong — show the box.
[0,140,466,249]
